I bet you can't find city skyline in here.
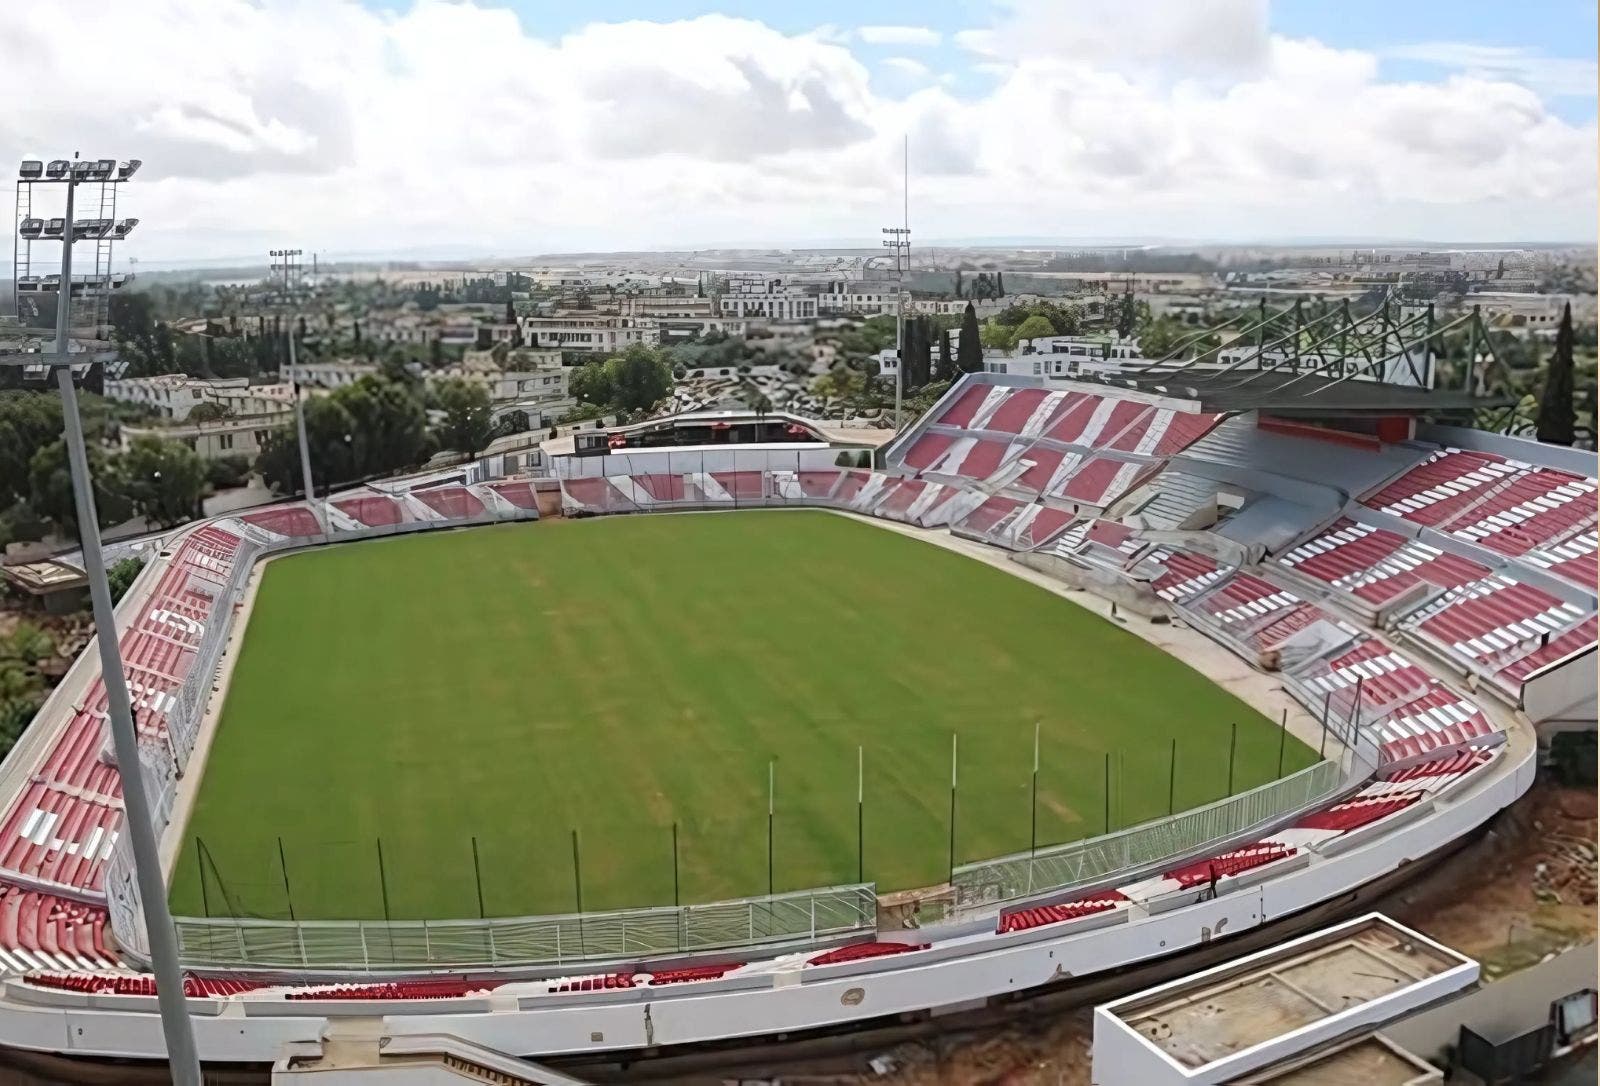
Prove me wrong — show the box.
[2,0,1595,264]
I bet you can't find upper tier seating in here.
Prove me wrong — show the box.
[332,494,408,527]
[1360,449,1597,585]
[240,505,322,538]
[1276,518,1490,611]
[485,481,540,511]
[1404,573,1592,679]
[413,486,486,520]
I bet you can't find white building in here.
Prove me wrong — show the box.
[816,281,899,317]
[283,359,379,389]
[519,314,660,352]
[1465,290,1587,329]
[120,413,289,461]
[717,276,818,321]
[102,374,250,421]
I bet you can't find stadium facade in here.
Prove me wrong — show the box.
[0,364,1587,1070]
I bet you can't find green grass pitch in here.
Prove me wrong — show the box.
[167,510,1315,921]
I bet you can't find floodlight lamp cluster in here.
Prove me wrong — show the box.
[18,157,141,182]
[18,217,138,241]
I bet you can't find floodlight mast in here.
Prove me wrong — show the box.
[23,154,203,1086]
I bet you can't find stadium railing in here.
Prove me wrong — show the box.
[166,883,878,971]
[949,758,1344,918]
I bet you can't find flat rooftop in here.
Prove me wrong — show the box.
[1095,914,1477,1084]
[1118,918,1456,1068]
[1230,1035,1441,1084]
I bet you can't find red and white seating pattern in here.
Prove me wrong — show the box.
[1365,688,1494,761]
[1137,548,1224,603]
[1051,519,1144,565]
[1405,573,1591,675]
[1360,449,1596,581]
[240,505,323,538]
[1276,518,1490,610]
[1295,637,1434,722]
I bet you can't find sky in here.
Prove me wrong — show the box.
[1,0,1595,265]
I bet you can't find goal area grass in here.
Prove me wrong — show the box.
[167,510,1315,922]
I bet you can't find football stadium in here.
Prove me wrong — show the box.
[0,337,1588,1072]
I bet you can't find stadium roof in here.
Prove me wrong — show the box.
[1061,369,1516,417]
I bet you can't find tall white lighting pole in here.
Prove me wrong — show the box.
[31,155,203,1084]
[884,136,910,433]
[288,330,317,507]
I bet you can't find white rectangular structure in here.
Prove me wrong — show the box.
[1092,914,1477,1085]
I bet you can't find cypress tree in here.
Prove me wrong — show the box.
[957,302,983,373]
[936,330,956,382]
[1536,302,1576,446]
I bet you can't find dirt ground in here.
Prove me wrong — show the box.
[788,777,1598,1086]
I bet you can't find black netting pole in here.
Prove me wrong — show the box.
[1227,722,1238,796]
[276,836,295,922]
[1278,709,1288,779]
[196,837,210,919]
[1103,751,1111,834]
[1169,738,1177,815]
[471,836,485,919]
[672,822,680,907]
[377,837,391,923]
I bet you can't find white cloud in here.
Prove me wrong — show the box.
[882,57,933,81]
[1383,42,1599,100]
[0,0,1590,262]
[857,25,942,47]
[956,0,1272,76]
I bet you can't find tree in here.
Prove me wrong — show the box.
[352,320,362,344]
[433,378,494,456]
[981,320,1019,351]
[1116,291,1138,339]
[568,361,612,407]
[187,401,230,423]
[28,439,130,538]
[256,374,428,494]
[935,330,957,382]
[1012,313,1056,344]
[957,302,983,374]
[1537,303,1576,446]
[602,345,673,413]
[0,393,64,507]
[106,556,145,604]
[1135,315,1185,360]
[953,268,964,298]
[996,271,1005,296]
[504,297,515,325]
[120,435,207,527]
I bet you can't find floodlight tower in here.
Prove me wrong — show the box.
[269,247,304,298]
[880,136,910,431]
[10,154,203,1085]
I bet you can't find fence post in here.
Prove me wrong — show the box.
[196,838,210,919]
[1169,738,1177,815]
[277,836,296,922]
[1104,751,1111,834]
[1278,709,1288,778]
[377,838,392,924]
[471,836,485,920]
[571,829,585,958]
[1227,722,1238,796]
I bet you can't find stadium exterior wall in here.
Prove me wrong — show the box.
[0,732,1533,1062]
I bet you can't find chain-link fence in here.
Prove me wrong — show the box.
[951,758,1343,916]
[169,882,876,970]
